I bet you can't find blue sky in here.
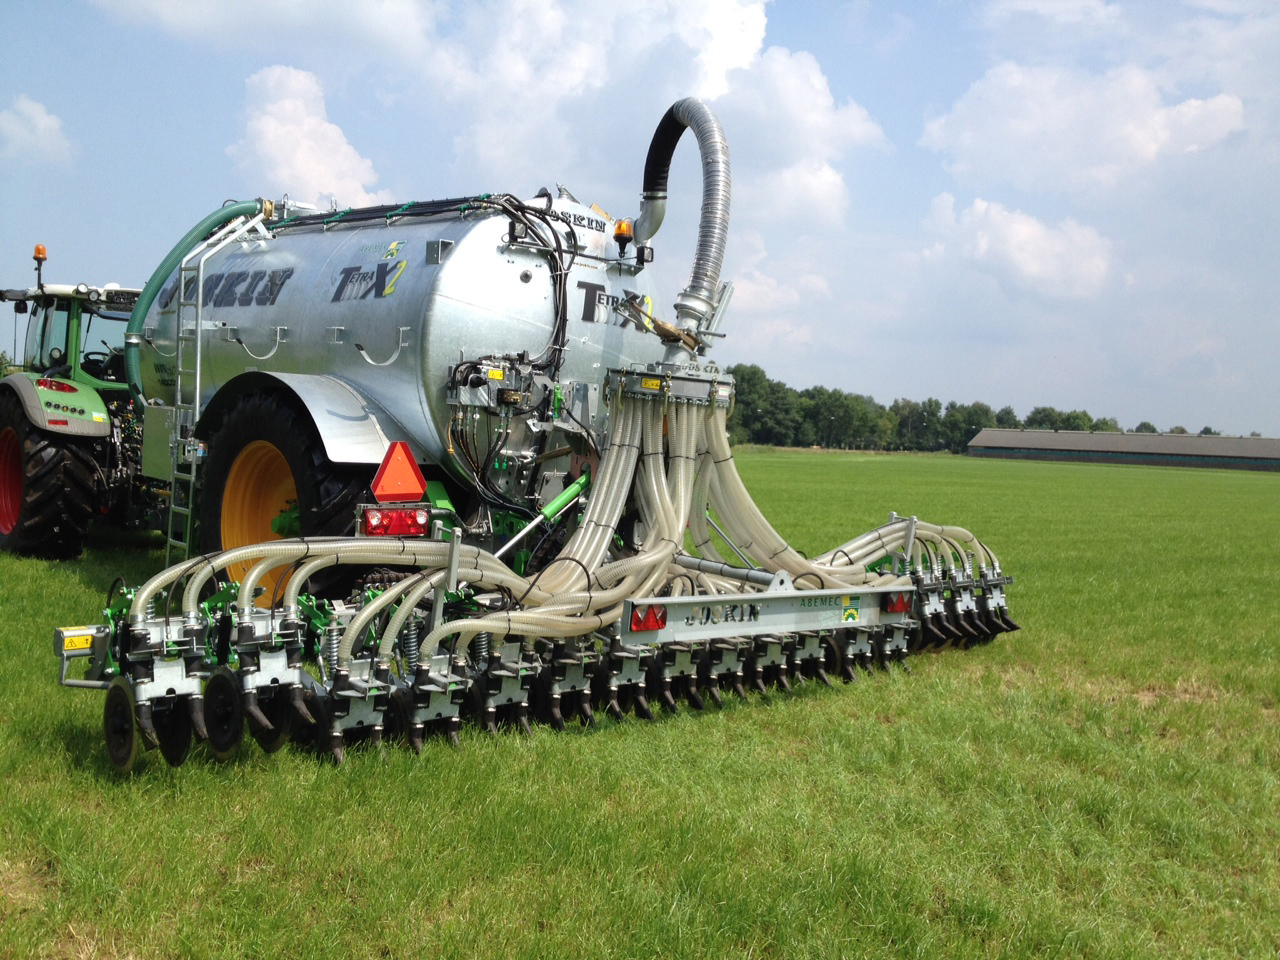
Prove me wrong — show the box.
[3,0,1277,435]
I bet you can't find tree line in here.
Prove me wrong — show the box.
[0,348,1248,447]
[724,364,1239,453]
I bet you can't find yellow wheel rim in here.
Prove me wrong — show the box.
[221,440,297,606]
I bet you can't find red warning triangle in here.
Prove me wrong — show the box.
[371,441,427,503]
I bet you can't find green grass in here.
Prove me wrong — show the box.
[1,454,1277,958]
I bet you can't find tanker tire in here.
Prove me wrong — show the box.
[198,393,369,588]
[0,392,95,558]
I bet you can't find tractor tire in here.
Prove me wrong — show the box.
[0,392,95,558]
[198,392,369,600]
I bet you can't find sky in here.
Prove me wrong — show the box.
[2,0,1277,436]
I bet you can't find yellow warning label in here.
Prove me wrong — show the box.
[641,377,662,390]
[63,632,94,651]
[487,369,505,380]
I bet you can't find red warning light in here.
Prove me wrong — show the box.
[630,604,668,633]
[371,441,427,503]
[883,592,913,614]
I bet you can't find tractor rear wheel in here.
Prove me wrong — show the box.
[0,392,95,558]
[198,393,369,600]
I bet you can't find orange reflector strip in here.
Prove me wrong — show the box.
[371,441,427,503]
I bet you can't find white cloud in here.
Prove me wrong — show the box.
[92,0,439,59]
[749,161,850,225]
[722,229,829,359]
[925,193,1112,298]
[227,66,393,208]
[94,0,765,103]
[984,0,1121,26]
[0,95,73,166]
[713,47,884,224]
[95,1,876,221]
[922,63,1245,191]
[717,47,884,162]
[670,0,768,98]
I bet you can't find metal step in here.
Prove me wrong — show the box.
[163,210,273,567]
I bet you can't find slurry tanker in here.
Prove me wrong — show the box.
[2,99,1016,770]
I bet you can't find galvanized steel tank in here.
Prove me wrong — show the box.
[135,194,668,468]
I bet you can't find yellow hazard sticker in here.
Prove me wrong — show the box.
[842,597,860,623]
[487,369,505,380]
[92,413,106,422]
[63,631,94,651]
[641,377,662,390]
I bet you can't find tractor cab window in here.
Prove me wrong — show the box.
[24,297,71,374]
[79,307,129,382]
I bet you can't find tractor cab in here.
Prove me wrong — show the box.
[2,246,140,390]
[1,248,147,559]
[9,285,138,387]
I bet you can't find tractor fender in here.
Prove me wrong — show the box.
[195,371,427,465]
[0,373,111,438]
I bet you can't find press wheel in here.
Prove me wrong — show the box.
[103,676,139,774]
[382,687,413,746]
[204,667,244,761]
[250,689,295,754]
[155,700,194,767]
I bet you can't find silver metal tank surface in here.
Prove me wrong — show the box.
[136,195,668,474]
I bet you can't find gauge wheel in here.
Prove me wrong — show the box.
[103,676,140,774]
[204,667,244,761]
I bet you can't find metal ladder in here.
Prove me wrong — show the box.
[164,211,273,567]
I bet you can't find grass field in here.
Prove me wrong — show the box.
[1,452,1277,958]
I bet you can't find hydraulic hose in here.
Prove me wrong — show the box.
[124,199,264,414]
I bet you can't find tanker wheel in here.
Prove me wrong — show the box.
[250,689,295,754]
[155,700,194,768]
[204,667,244,762]
[0,393,95,558]
[199,393,369,602]
[103,676,140,774]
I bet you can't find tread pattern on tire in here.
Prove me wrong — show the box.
[198,391,370,552]
[0,392,95,558]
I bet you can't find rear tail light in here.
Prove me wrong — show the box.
[36,378,77,393]
[630,604,668,632]
[362,506,431,536]
[883,592,913,614]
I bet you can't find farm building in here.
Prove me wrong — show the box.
[967,428,1280,471]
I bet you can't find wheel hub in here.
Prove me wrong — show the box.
[0,426,21,535]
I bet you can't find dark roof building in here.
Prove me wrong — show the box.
[967,428,1280,472]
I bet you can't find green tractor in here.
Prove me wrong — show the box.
[1,245,148,557]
